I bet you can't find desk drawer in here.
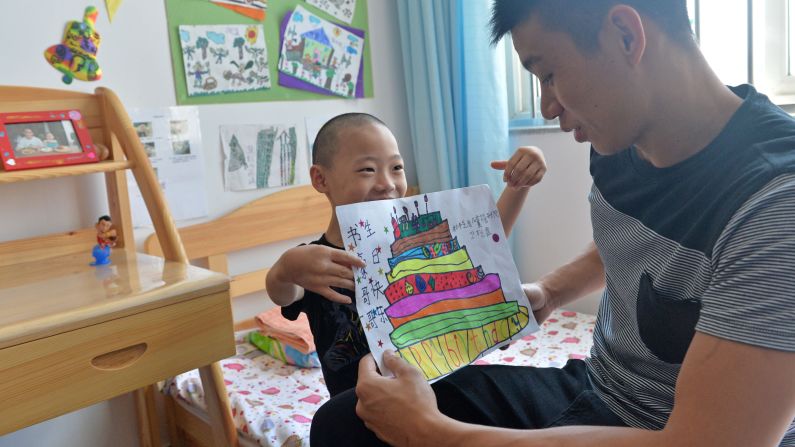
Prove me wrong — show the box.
[0,290,234,434]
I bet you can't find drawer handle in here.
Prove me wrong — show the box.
[91,343,148,370]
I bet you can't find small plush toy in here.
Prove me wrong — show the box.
[91,215,117,266]
[44,6,102,84]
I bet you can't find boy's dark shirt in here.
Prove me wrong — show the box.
[281,234,370,397]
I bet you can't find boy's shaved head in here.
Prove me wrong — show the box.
[312,113,388,167]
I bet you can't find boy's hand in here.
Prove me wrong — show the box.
[281,245,366,304]
[491,146,546,190]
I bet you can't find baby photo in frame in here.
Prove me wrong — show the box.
[0,109,98,171]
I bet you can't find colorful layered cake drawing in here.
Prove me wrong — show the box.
[383,197,530,380]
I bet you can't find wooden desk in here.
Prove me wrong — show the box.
[0,249,234,437]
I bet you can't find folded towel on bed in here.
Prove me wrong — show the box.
[255,307,316,354]
[248,331,321,368]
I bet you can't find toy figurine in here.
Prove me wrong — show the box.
[91,215,116,266]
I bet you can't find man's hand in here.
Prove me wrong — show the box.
[355,352,442,446]
[491,146,547,190]
[278,244,365,304]
[523,282,556,323]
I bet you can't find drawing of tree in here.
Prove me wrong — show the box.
[227,135,247,172]
[233,37,246,59]
[256,128,276,188]
[287,127,298,184]
[196,37,209,60]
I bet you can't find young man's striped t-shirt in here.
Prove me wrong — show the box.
[586,85,795,446]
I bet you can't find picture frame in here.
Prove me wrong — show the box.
[0,109,99,171]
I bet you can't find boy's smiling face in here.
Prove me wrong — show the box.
[313,123,407,207]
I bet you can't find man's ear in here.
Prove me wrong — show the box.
[310,164,329,193]
[606,5,646,66]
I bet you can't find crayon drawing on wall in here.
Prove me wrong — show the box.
[336,185,539,382]
[220,124,308,191]
[179,24,271,97]
[305,0,357,24]
[278,5,364,97]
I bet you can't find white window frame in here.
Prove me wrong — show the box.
[753,0,795,104]
[507,0,795,129]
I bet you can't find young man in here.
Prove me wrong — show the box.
[311,1,795,446]
[267,113,546,397]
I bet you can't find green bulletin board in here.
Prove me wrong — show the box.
[165,0,373,104]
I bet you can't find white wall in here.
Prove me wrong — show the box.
[0,0,413,445]
[510,129,603,315]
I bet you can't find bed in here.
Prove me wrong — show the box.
[144,185,597,447]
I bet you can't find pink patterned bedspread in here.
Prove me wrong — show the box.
[165,309,596,447]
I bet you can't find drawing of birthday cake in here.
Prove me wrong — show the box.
[383,195,530,380]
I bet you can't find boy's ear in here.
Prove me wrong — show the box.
[606,5,646,67]
[310,164,329,193]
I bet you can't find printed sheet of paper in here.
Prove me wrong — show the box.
[179,24,271,97]
[305,0,357,24]
[336,185,539,382]
[127,107,209,227]
[278,5,364,97]
[220,124,309,191]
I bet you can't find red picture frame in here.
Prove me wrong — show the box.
[0,109,98,171]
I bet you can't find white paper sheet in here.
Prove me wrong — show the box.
[179,24,271,97]
[336,185,539,382]
[278,5,364,97]
[306,0,357,24]
[127,107,208,227]
[220,123,309,191]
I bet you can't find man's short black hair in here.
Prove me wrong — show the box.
[98,215,111,223]
[312,113,387,167]
[489,0,694,51]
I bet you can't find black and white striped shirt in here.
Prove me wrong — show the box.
[586,85,795,446]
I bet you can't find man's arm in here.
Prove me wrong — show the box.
[526,241,605,322]
[357,333,795,447]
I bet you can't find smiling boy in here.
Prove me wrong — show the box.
[266,113,546,397]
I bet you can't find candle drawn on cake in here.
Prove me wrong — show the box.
[375,194,530,380]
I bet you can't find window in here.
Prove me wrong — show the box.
[507,0,795,129]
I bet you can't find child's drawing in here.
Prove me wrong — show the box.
[179,25,271,97]
[336,185,539,382]
[305,0,357,24]
[220,124,308,191]
[278,5,364,97]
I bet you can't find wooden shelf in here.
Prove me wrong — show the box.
[0,160,133,184]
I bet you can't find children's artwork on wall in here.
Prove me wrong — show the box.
[220,124,309,191]
[44,6,102,84]
[336,186,540,382]
[209,0,267,21]
[127,107,209,226]
[179,24,271,97]
[278,5,364,98]
[305,0,357,24]
[105,0,124,22]
[165,0,373,104]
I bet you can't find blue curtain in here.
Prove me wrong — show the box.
[397,0,509,195]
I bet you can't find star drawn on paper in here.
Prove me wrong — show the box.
[377,340,384,348]
[377,267,384,276]
[368,277,373,285]
[356,276,361,284]
[348,243,355,251]
[384,226,389,234]
[375,246,382,254]
[359,219,365,227]
[365,323,372,330]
